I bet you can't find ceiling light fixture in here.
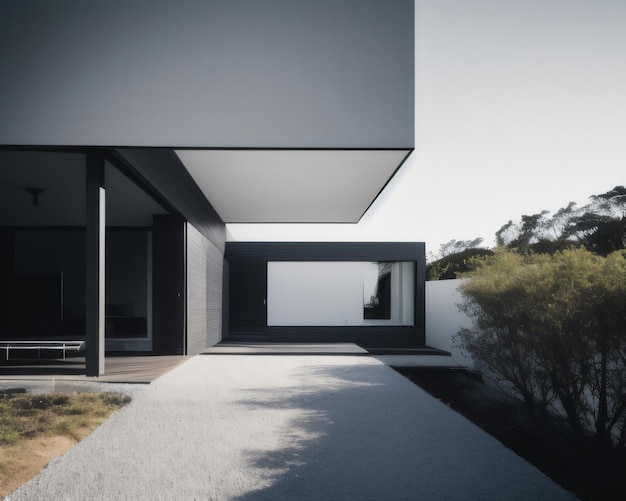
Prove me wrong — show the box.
[26,187,44,206]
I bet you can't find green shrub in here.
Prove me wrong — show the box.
[457,248,626,447]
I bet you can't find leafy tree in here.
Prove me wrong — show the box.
[457,248,626,448]
[426,238,492,280]
[495,220,516,247]
[437,238,485,258]
[510,211,550,251]
[456,251,556,419]
[497,186,626,256]
[545,201,578,241]
[591,185,626,219]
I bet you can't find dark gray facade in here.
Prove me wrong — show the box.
[0,147,227,376]
[112,149,227,356]
[187,225,224,354]
[1,0,416,374]
[224,242,426,348]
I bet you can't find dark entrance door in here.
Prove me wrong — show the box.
[228,262,267,334]
[152,215,186,354]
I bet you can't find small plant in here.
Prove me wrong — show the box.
[0,391,130,445]
[52,395,69,406]
[0,390,131,497]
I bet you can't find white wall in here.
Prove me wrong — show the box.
[425,279,474,367]
[267,262,414,327]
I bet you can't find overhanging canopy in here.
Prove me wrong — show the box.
[175,149,412,223]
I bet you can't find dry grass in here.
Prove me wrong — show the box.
[0,389,130,497]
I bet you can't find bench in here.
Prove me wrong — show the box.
[0,341,86,361]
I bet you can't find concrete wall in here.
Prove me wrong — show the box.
[187,225,223,354]
[1,0,413,148]
[425,279,475,367]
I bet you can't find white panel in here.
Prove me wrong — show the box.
[268,262,365,326]
[176,149,409,223]
[425,279,474,367]
[98,186,106,375]
[400,262,415,324]
[268,261,414,326]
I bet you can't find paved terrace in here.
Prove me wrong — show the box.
[4,349,577,500]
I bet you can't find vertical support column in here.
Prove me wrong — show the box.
[86,154,105,376]
[0,229,15,338]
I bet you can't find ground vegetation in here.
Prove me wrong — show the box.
[453,247,626,500]
[0,389,130,497]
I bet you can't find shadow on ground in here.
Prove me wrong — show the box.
[232,362,577,501]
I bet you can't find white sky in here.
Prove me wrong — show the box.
[227,0,626,258]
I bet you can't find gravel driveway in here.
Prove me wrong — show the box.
[7,355,578,500]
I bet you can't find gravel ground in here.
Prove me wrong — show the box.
[6,355,578,500]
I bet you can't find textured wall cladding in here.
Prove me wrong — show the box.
[113,148,226,251]
[187,224,223,355]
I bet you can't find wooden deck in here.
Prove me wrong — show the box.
[0,355,188,383]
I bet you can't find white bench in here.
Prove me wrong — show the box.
[0,341,86,360]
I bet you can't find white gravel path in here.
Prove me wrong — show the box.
[7,355,578,500]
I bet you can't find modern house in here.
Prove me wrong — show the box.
[0,0,418,376]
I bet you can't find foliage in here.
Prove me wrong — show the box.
[427,247,493,280]
[457,248,626,449]
[0,391,130,444]
[437,238,485,258]
[496,186,626,256]
[427,238,492,280]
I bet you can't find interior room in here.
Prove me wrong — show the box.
[0,150,169,357]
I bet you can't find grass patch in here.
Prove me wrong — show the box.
[0,389,131,496]
[0,390,130,444]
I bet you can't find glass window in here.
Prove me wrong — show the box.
[267,261,414,327]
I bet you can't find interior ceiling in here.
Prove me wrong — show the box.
[175,149,411,223]
[0,151,168,226]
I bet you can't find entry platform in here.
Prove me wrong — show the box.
[202,342,369,356]
[202,342,463,368]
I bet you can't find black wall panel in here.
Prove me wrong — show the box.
[225,242,425,262]
[224,242,426,347]
[229,262,267,331]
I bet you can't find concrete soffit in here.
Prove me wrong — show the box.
[175,149,413,224]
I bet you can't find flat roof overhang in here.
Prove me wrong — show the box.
[175,149,412,224]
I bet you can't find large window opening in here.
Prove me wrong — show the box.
[103,161,167,352]
[267,261,415,327]
[105,230,151,350]
[0,151,169,355]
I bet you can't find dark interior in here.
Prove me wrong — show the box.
[0,150,169,354]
